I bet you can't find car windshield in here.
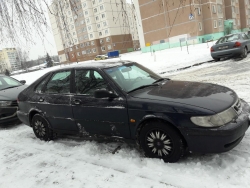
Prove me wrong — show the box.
[0,76,22,91]
[104,63,163,92]
[216,34,240,44]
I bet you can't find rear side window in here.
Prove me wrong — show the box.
[44,71,71,94]
[35,78,48,93]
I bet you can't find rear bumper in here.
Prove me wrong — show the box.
[211,47,243,59]
[17,110,30,126]
[180,99,250,153]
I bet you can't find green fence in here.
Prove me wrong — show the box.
[142,28,249,53]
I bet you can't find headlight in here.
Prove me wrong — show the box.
[0,101,12,107]
[191,107,238,127]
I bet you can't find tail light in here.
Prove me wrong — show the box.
[210,47,214,52]
[234,41,241,47]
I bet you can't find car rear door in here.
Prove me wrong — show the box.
[71,68,130,138]
[35,70,77,132]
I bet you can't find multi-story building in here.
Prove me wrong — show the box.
[49,0,139,63]
[135,0,250,52]
[0,48,21,72]
[239,0,250,29]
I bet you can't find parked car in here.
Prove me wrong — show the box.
[94,55,107,61]
[0,74,27,125]
[210,33,250,61]
[17,61,250,162]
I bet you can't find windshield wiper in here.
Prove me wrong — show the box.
[127,83,159,93]
[153,78,169,84]
[0,86,19,91]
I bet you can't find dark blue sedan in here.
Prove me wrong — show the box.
[17,61,250,162]
[211,33,250,61]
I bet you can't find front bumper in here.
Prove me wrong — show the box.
[211,47,243,59]
[0,107,20,125]
[180,99,250,153]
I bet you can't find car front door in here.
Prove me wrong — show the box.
[35,70,77,132]
[71,69,130,138]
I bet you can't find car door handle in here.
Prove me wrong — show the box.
[39,97,44,102]
[73,99,81,105]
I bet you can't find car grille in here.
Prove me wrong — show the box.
[11,100,18,107]
[232,99,242,115]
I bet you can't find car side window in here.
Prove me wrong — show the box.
[44,71,71,94]
[75,69,108,95]
[35,77,49,93]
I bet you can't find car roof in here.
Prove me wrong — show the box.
[54,60,134,72]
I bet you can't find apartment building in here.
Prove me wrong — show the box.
[136,0,250,51]
[49,0,139,63]
[0,48,21,72]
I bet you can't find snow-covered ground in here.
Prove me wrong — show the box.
[2,46,250,187]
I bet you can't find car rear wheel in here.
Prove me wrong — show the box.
[241,47,248,58]
[213,58,220,62]
[139,120,185,163]
[32,114,55,141]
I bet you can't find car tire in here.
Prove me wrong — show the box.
[31,114,55,141]
[139,120,185,163]
[241,47,248,58]
[213,58,220,62]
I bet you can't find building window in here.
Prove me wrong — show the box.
[92,48,96,53]
[77,52,81,56]
[217,4,222,13]
[73,32,76,35]
[80,43,84,48]
[70,48,73,51]
[105,30,109,34]
[101,14,105,18]
[213,20,217,28]
[84,35,88,39]
[83,2,86,7]
[198,22,202,31]
[87,42,90,46]
[97,23,100,28]
[232,6,235,13]
[90,34,93,38]
[106,37,110,42]
[101,46,105,51]
[85,11,88,15]
[82,50,86,55]
[197,7,201,15]
[80,20,85,24]
[99,32,102,36]
[88,26,92,31]
[74,39,78,43]
[103,21,107,26]
[218,19,222,27]
[96,16,99,21]
[71,25,74,29]
[100,5,104,10]
[68,11,71,15]
[107,45,111,50]
[94,8,97,13]
[212,5,216,13]
[91,41,95,45]
[92,0,95,5]
[99,0,102,2]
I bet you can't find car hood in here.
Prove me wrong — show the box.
[0,85,28,101]
[130,80,238,113]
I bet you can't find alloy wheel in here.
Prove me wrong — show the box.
[34,120,46,137]
[146,130,172,157]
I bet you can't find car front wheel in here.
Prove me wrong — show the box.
[139,120,185,163]
[32,114,55,141]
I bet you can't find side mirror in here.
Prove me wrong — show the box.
[20,80,26,84]
[94,90,118,98]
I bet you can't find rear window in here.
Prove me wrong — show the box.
[216,34,241,44]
